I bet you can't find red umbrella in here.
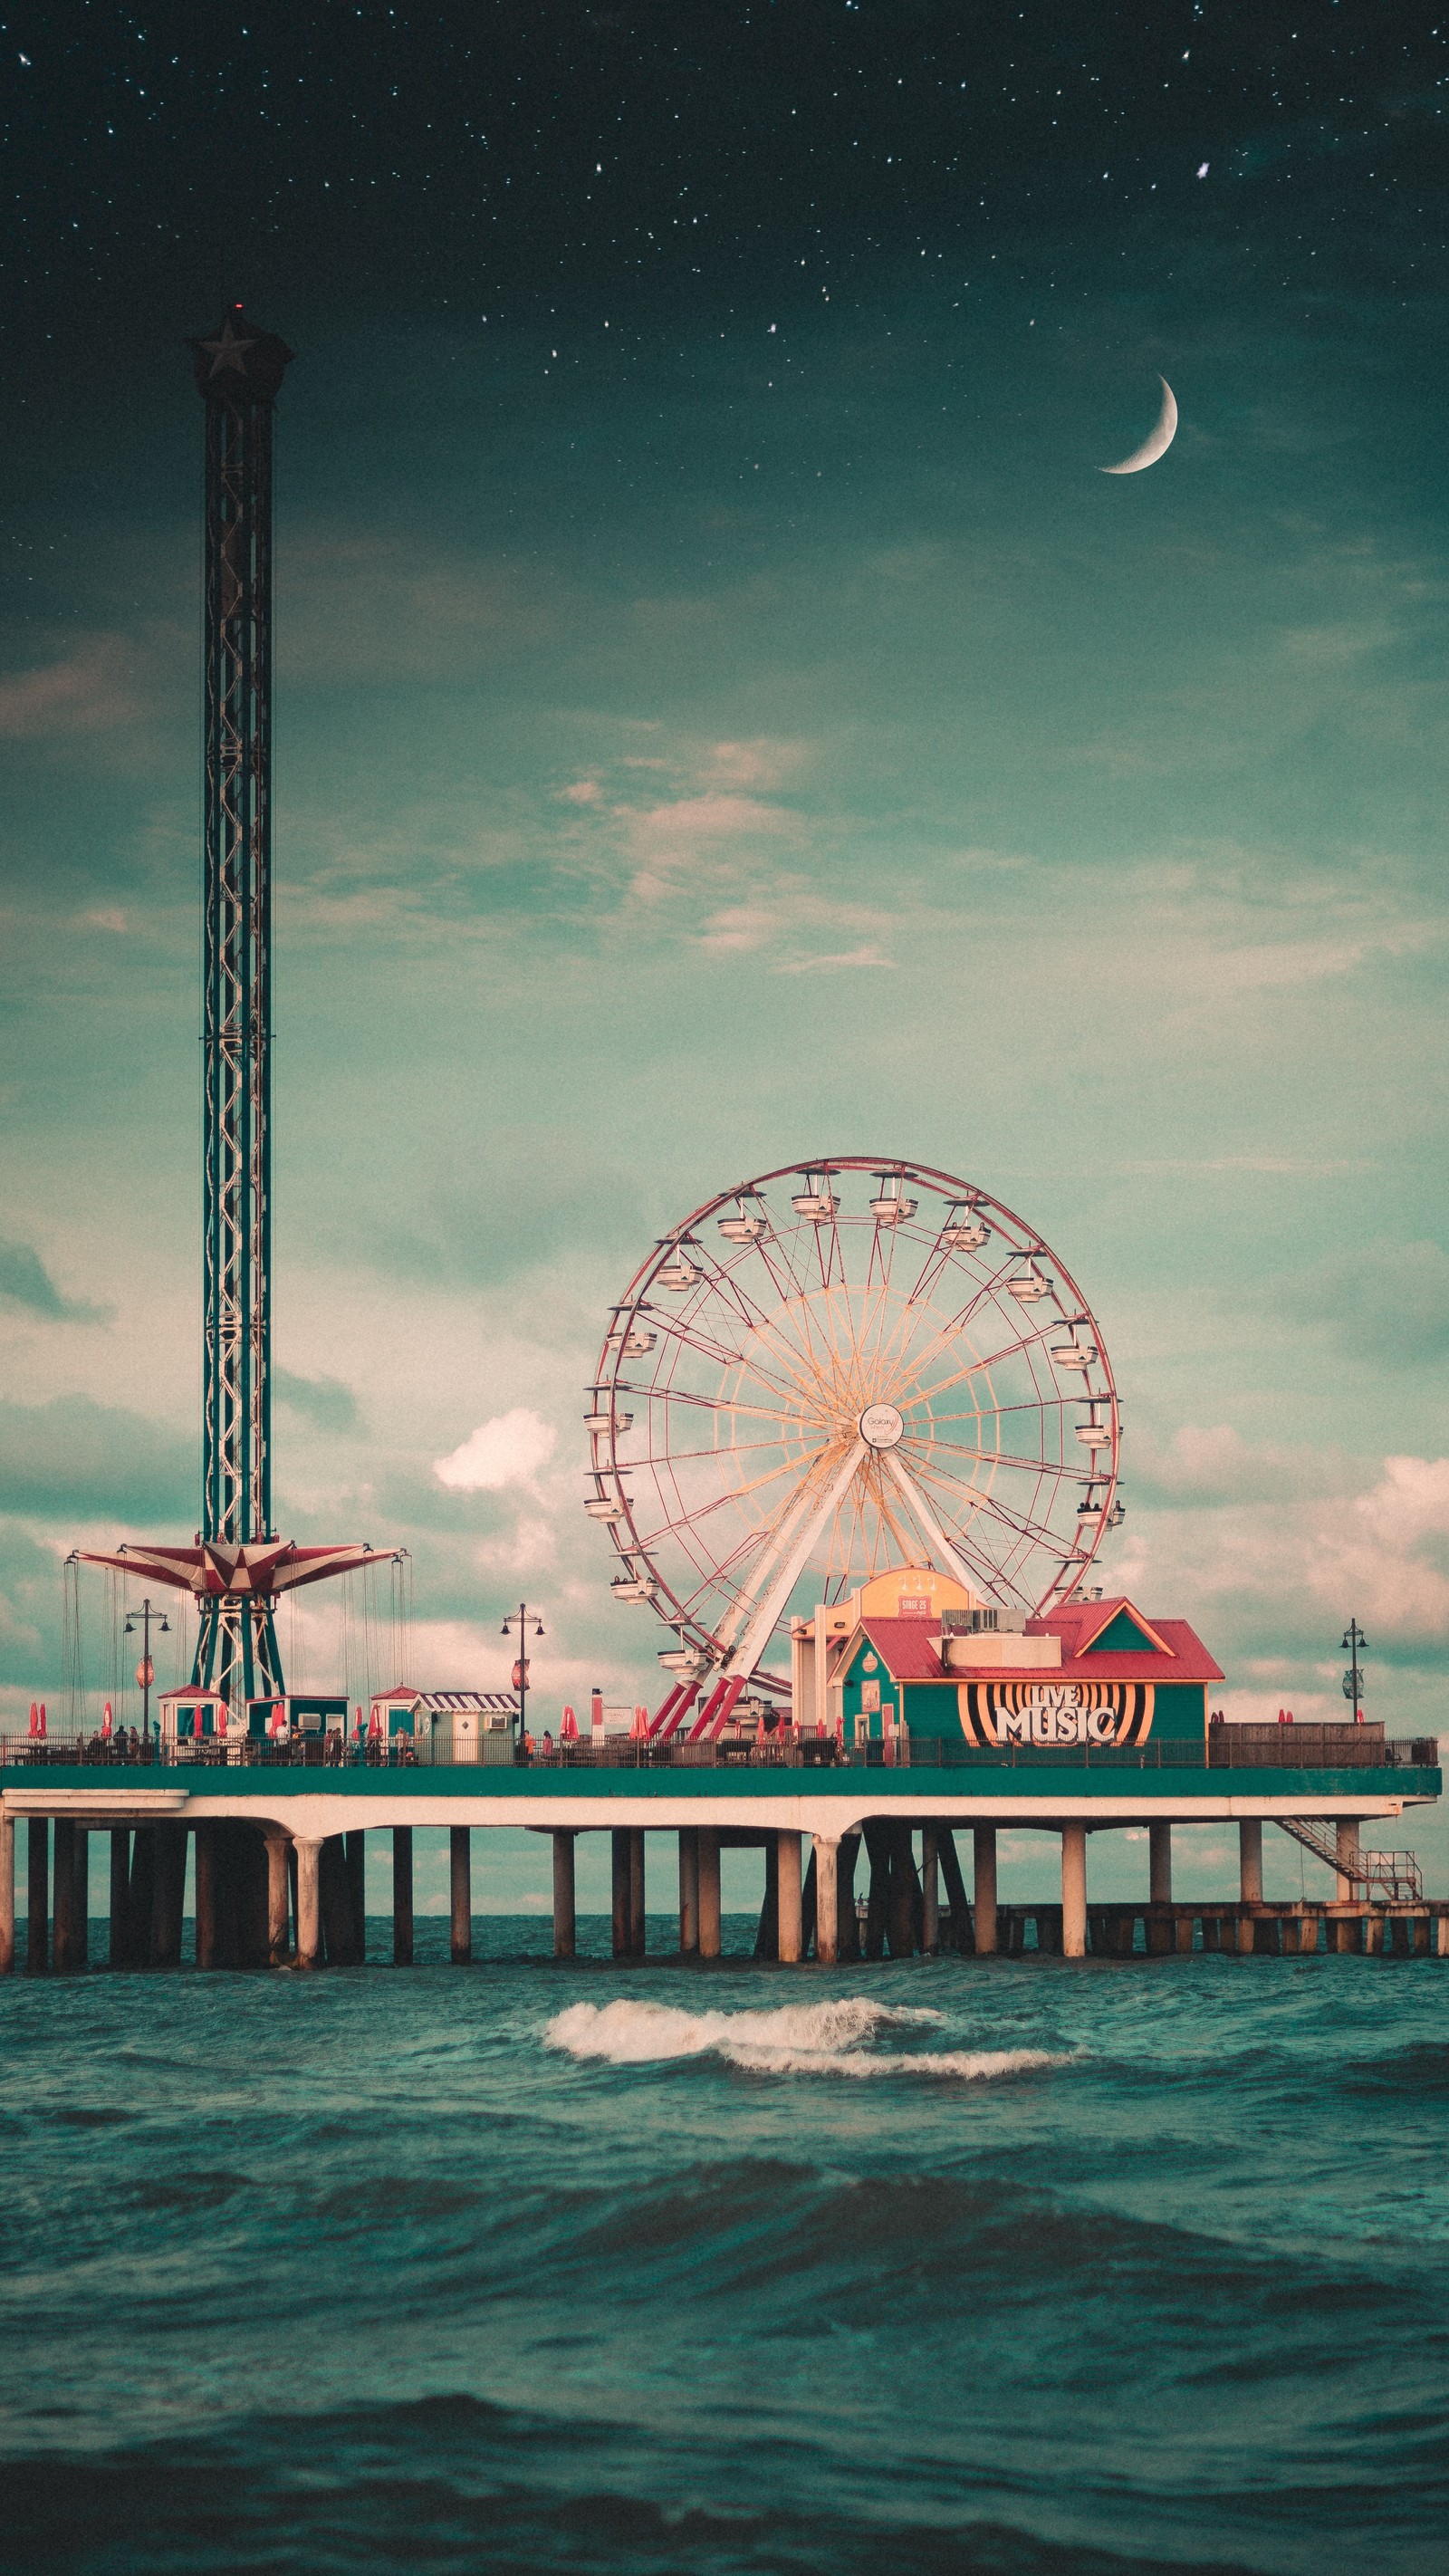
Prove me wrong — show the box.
[630,1704,648,1740]
[561,1705,578,1742]
[101,1702,113,1738]
[36,1702,46,1737]
[27,1701,38,1737]
[367,1703,383,1741]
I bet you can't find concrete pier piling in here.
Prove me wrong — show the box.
[677,1827,698,1956]
[552,1829,576,1959]
[27,1818,48,1973]
[127,1828,155,1967]
[108,1830,129,1968]
[153,1823,187,1968]
[1149,1821,1173,1904]
[53,1819,76,1971]
[776,1830,803,1965]
[697,1828,722,1957]
[74,1830,90,1967]
[611,1830,629,1957]
[449,1826,472,1964]
[319,1833,352,1965]
[755,1833,779,1960]
[887,1821,918,1957]
[838,1831,860,1960]
[195,1821,217,1970]
[861,1821,888,1958]
[390,1826,412,1966]
[921,1824,940,1956]
[0,1811,13,1975]
[974,1825,998,1957]
[936,1826,971,1955]
[1238,1820,1263,1903]
[295,1838,322,1966]
[611,1828,645,1959]
[1335,1819,1360,1904]
[1061,1823,1088,1958]
[267,1833,292,1965]
[345,1832,366,1960]
[814,1835,839,1964]
[629,1828,646,1958]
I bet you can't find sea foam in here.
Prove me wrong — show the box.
[543,1994,1061,2081]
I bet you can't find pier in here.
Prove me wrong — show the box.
[3,1732,1441,1969]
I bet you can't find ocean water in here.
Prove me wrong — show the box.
[1,1920,1445,2576]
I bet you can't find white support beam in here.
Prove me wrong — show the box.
[880,1450,986,1599]
[723,1439,868,1681]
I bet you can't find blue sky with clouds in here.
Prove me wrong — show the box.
[3,3,1446,1896]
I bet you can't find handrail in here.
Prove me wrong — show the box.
[0,1732,1438,1774]
[1276,1814,1425,1900]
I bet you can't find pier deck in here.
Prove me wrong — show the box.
[0,1731,1441,1975]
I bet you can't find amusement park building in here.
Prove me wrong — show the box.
[797,1569,1221,1750]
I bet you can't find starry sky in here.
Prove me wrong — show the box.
[3,2,1448,1902]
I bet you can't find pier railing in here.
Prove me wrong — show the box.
[1,1731,1437,1773]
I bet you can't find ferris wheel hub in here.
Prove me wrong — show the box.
[859,1402,905,1452]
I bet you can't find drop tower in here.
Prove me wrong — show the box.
[83,313,388,1716]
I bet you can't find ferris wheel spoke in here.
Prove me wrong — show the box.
[900,1330,1051,1404]
[648,1385,814,1429]
[719,1438,866,1674]
[635,1306,763,1374]
[706,1252,857,1415]
[731,1308,849,1416]
[909,1443,1059,1496]
[629,1450,827,1555]
[878,1257,1040,1399]
[910,1449,1068,1558]
[880,1451,1012,1603]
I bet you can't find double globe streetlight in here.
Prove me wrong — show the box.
[501,1601,545,1745]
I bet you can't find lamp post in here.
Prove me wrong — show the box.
[501,1601,545,1749]
[1341,1618,1368,1723]
[123,1596,171,1741]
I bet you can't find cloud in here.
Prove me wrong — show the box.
[435,1407,558,1493]
[1125,1440,1449,1661]
[0,1239,104,1324]
[0,1397,192,1523]
[0,636,149,738]
[699,738,810,792]
[623,791,797,901]
[772,943,897,975]
[1130,1423,1345,1507]
[274,1369,362,1434]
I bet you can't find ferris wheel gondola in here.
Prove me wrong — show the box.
[584,1157,1122,1695]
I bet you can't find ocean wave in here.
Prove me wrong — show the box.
[544,1995,1061,2081]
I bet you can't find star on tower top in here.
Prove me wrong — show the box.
[198,320,258,378]
[187,312,294,405]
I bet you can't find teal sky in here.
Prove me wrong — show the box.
[3,4,1446,1895]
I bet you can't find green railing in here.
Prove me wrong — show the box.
[1,1731,1437,1774]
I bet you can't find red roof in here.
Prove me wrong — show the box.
[858,1618,948,1680]
[853,1601,1223,1687]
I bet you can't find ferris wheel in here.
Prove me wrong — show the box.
[584,1157,1123,1695]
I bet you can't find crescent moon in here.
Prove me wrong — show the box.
[1099,377,1177,475]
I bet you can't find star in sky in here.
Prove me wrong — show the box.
[198,321,257,379]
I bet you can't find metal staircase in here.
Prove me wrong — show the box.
[1277,1818,1423,1901]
